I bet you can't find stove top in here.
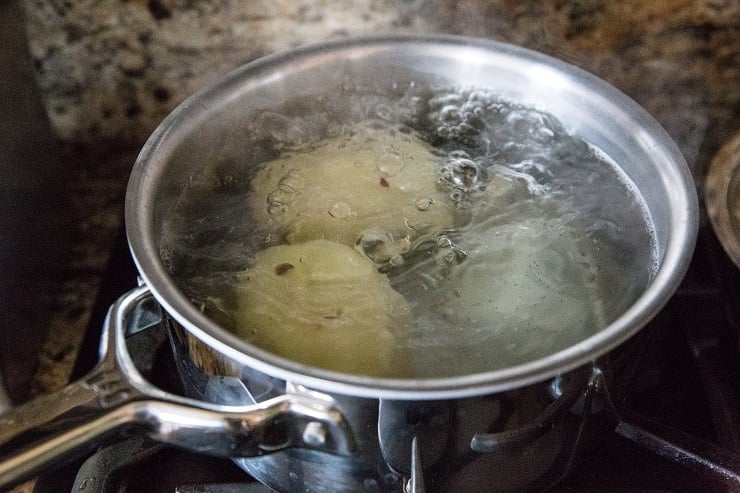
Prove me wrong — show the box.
[28,221,740,492]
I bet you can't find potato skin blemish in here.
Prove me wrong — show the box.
[275,263,294,275]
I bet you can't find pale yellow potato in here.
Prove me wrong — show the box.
[448,218,605,334]
[232,239,412,377]
[392,213,609,377]
[248,127,454,258]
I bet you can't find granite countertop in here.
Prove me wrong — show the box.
[18,0,739,396]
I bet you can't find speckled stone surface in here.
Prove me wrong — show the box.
[23,1,740,169]
[19,0,739,396]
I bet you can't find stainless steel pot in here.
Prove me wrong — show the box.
[0,36,698,492]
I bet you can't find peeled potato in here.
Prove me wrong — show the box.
[232,239,412,377]
[395,211,608,376]
[448,218,605,335]
[248,127,454,259]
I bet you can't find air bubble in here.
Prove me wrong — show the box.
[432,234,467,268]
[389,254,404,267]
[415,198,433,211]
[329,202,352,219]
[326,122,344,137]
[267,202,287,215]
[445,157,483,188]
[258,111,309,146]
[427,89,491,142]
[267,170,304,215]
[438,155,488,207]
[377,150,404,177]
[375,104,393,121]
[355,228,409,269]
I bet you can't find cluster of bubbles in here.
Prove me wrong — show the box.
[427,90,491,144]
[172,83,629,280]
[266,169,304,216]
[355,228,409,271]
[437,151,489,208]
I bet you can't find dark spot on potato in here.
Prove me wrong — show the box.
[380,177,389,187]
[323,309,342,319]
[275,263,294,275]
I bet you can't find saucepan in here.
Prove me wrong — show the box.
[0,35,698,492]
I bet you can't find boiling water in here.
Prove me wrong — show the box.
[161,84,657,378]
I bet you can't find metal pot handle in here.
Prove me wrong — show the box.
[0,286,355,490]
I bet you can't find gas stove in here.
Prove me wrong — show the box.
[23,218,740,492]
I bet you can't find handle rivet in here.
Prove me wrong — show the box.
[302,421,327,447]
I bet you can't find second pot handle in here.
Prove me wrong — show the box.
[0,286,355,490]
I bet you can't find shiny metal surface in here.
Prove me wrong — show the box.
[173,319,595,492]
[0,287,354,490]
[126,35,698,399]
[614,413,740,486]
[705,132,740,269]
[407,437,425,493]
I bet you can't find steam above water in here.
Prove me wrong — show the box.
[160,83,657,378]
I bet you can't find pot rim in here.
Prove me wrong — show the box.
[126,34,699,399]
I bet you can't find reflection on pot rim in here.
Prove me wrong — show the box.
[706,132,740,269]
